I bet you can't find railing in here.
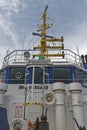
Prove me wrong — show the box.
[2,49,83,67]
[64,49,82,66]
[2,50,32,66]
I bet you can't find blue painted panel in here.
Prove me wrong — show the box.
[6,67,10,84]
[84,64,87,69]
[0,107,10,130]
[70,67,76,81]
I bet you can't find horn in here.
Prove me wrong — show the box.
[44,93,55,105]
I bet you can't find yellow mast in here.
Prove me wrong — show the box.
[33,5,64,58]
[39,5,48,54]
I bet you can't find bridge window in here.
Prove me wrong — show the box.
[34,67,48,84]
[52,67,71,83]
[9,67,25,83]
[75,69,87,84]
[34,67,43,84]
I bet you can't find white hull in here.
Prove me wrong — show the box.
[2,83,87,130]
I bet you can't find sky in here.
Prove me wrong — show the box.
[0,0,87,67]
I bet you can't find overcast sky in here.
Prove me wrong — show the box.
[0,0,87,67]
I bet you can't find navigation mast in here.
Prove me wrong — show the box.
[32,5,64,58]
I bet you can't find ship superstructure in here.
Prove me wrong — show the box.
[0,5,87,130]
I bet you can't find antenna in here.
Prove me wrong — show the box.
[32,5,64,58]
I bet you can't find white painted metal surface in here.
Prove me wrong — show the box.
[53,82,66,130]
[69,82,85,130]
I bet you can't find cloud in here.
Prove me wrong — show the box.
[0,13,19,48]
[65,22,87,55]
[0,17,18,67]
[0,0,28,48]
[0,0,87,67]
[0,0,24,16]
[0,0,24,66]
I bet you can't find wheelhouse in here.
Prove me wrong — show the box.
[0,64,87,88]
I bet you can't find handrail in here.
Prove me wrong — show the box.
[2,49,83,68]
